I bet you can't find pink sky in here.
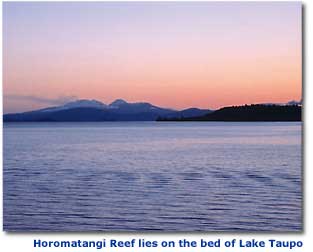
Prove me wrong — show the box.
[3,2,302,113]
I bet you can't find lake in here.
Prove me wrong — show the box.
[3,122,302,231]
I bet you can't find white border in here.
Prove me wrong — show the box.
[0,1,310,252]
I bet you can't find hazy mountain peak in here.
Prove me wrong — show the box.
[40,99,107,113]
[287,99,302,106]
[260,99,302,107]
[109,99,128,107]
[63,99,106,108]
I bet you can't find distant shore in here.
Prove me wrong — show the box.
[3,103,301,122]
[157,104,302,122]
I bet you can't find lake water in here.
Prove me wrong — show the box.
[3,122,302,231]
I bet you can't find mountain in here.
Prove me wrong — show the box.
[108,99,128,108]
[158,104,302,122]
[3,99,211,122]
[261,99,302,107]
[287,99,302,106]
[39,99,107,113]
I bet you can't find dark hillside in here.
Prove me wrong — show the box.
[157,105,301,122]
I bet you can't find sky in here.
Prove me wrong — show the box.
[3,2,302,113]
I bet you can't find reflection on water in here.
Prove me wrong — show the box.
[3,122,302,231]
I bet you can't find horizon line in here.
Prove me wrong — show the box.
[3,95,303,114]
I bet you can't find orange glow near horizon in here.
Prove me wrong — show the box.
[3,2,302,113]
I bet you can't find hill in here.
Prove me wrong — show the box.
[157,104,302,122]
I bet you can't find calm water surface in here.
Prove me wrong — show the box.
[3,122,302,231]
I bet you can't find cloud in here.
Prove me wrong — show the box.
[4,94,78,106]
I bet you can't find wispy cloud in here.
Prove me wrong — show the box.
[4,94,78,106]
